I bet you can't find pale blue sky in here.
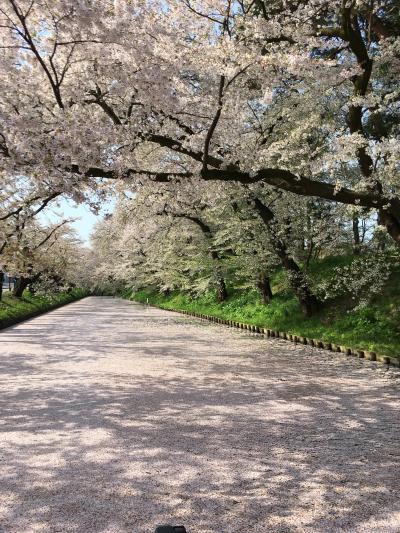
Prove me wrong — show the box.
[39,198,115,246]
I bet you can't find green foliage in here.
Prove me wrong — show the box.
[0,289,89,329]
[313,252,398,306]
[125,258,400,357]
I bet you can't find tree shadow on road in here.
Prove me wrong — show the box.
[0,298,399,532]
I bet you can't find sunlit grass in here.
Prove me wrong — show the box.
[0,289,88,329]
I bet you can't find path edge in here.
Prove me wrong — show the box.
[139,301,400,369]
[0,292,90,332]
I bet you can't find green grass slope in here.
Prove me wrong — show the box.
[0,289,89,330]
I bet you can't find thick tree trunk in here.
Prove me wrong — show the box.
[379,209,400,245]
[352,216,361,255]
[305,241,314,267]
[216,276,228,302]
[253,198,321,317]
[272,237,320,317]
[340,10,400,248]
[0,271,4,301]
[13,277,30,298]
[258,273,273,304]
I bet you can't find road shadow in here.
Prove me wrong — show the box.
[0,297,399,532]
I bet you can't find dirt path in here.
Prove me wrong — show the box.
[0,296,399,532]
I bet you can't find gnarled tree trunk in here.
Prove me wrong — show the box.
[13,276,30,298]
[352,216,361,255]
[379,208,400,245]
[270,233,320,317]
[0,271,4,301]
[254,198,321,317]
[257,272,273,304]
[216,276,228,302]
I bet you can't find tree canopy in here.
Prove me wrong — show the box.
[0,0,399,308]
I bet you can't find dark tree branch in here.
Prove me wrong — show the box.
[202,75,225,172]
[7,0,64,108]
[0,191,60,221]
[33,219,69,250]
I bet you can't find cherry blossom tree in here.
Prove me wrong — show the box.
[1,216,81,297]
[1,0,399,246]
[0,0,399,308]
[89,177,357,315]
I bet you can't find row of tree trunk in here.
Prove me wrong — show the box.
[182,197,321,317]
[0,271,38,301]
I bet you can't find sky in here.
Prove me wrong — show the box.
[39,197,115,246]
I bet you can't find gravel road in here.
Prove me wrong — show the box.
[0,296,399,533]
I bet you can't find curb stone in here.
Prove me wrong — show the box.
[141,302,400,369]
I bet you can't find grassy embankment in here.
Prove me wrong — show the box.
[0,288,89,330]
[125,257,400,358]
